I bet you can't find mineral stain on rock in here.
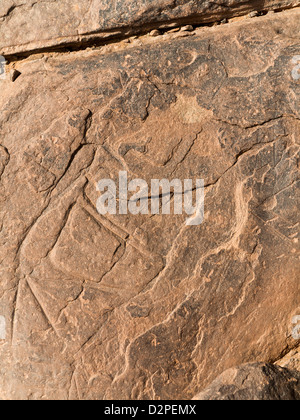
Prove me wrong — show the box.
[0,0,299,401]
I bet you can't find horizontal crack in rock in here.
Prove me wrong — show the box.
[3,4,300,63]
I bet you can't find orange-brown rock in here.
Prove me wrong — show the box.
[1,0,300,56]
[193,363,300,400]
[0,4,299,400]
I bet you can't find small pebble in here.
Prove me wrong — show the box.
[181,25,194,32]
[161,22,178,29]
[167,27,180,33]
[249,11,259,18]
[129,36,138,43]
[149,29,161,37]
[220,18,228,24]
[10,69,21,82]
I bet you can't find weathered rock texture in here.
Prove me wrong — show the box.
[1,0,300,56]
[277,345,300,372]
[0,2,299,401]
[193,363,300,400]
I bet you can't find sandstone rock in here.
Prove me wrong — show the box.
[9,69,21,82]
[0,5,299,401]
[1,1,300,56]
[149,29,161,37]
[248,11,259,18]
[277,345,300,372]
[180,25,194,32]
[193,363,300,400]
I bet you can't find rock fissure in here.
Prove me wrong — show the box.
[3,3,300,62]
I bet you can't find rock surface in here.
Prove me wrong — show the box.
[277,345,300,372]
[1,0,300,56]
[193,363,300,400]
[0,3,299,401]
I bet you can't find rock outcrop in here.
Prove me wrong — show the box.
[1,0,300,56]
[277,345,300,372]
[193,363,300,400]
[0,1,299,400]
